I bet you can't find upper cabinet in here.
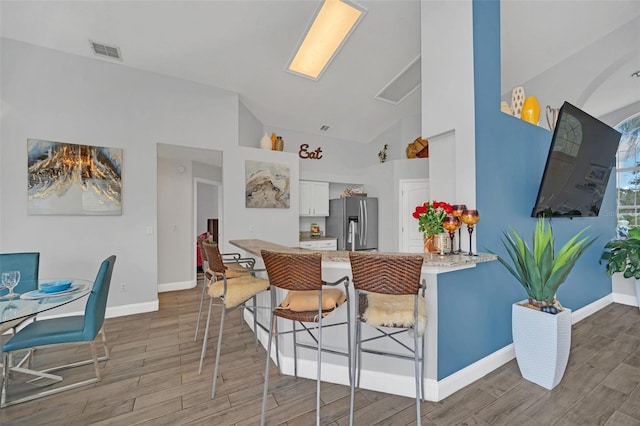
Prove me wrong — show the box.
[299,181,329,217]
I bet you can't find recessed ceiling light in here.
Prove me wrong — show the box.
[320,125,331,131]
[632,70,640,78]
[287,0,365,80]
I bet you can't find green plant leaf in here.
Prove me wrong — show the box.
[495,217,593,303]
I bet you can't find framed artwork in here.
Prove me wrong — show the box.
[27,139,122,215]
[245,160,290,208]
[585,163,609,184]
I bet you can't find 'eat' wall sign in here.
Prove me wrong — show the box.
[299,144,323,160]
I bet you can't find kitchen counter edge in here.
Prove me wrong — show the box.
[229,239,496,268]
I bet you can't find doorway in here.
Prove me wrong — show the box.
[194,177,222,269]
[157,143,223,293]
[400,179,430,253]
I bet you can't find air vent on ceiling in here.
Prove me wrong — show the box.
[89,41,122,61]
[375,56,421,105]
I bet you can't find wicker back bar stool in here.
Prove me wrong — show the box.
[348,251,427,425]
[260,250,351,426]
[197,241,270,399]
[194,238,248,342]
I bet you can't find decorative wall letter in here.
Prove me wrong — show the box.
[299,144,323,160]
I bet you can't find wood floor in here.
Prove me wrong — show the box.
[1,280,640,425]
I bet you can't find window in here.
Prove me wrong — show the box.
[616,113,640,227]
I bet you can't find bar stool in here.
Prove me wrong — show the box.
[198,241,270,399]
[194,237,249,342]
[260,250,351,426]
[348,251,427,425]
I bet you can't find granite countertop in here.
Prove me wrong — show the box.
[299,233,338,242]
[229,239,497,268]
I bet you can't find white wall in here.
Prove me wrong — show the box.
[421,1,476,207]
[1,37,426,315]
[362,159,429,252]
[368,114,422,163]
[265,126,370,183]
[222,147,300,248]
[196,181,217,234]
[239,100,264,149]
[158,157,193,285]
[1,38,256,314]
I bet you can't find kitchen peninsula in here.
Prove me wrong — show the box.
[229,239,496,402]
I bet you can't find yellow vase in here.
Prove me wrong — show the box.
[521,96,541,125]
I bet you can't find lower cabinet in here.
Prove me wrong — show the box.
[299,239,337,251]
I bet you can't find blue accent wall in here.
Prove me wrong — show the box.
[436,0,616,380]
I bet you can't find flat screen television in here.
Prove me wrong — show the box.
[531,102,622,218]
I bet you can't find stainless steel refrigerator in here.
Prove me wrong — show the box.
[326,197,378,251]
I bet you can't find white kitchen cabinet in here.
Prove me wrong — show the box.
[299,181,329,216]
[299,239,337,251]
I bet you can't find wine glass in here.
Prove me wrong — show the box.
[442,215,461,255]
[460,209,480,256]
[1,270,21,299]
[451,204,467,253]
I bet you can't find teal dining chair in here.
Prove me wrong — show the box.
[1,255,115,408]
[0,252,40,371]
[0,252,40,300]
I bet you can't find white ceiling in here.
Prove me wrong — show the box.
[1,0,639,145]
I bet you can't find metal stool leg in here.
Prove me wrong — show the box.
[292,321,298,378]
[194,275,209,341]
[211,304,227,398]
[346,288,353,426]
[421,333,426,401]
[260,311,276,426]
[413,297,421,426]
[315,299,323,426]
[198,296,214,374]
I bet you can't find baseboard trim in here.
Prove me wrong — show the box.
[158,280,196,293]
[104,300,159,318]
[612,292,639,307]
[434,294,613,400]
[435,344,515,401]
[241,294,615,402]
[571,294,613,324]
[38,300,159,320]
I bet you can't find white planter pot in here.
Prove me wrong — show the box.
[512,302,572,390]
[635,280,640,309]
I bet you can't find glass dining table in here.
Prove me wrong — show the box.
[0,278,94,325]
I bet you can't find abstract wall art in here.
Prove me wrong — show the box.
[27,139,123,215]
[245,160,290,208]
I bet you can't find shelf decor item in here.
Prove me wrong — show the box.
[275,136,284,151]
[511,86,525,118]
[378,144,388,163]
[493,217,596,389]
[442,215,461,255]
[460,209,480,256]
[412,200,453,253]
[521,96,541,125]
[546,105,560,130]
[451,204,467,253]
[259,133,272,150]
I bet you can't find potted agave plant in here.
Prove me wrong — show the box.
[600,227,640,309]
[494,217,595,389]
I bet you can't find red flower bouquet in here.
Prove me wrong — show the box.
[413,201,453,236]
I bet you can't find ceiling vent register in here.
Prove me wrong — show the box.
[90,41,122,61]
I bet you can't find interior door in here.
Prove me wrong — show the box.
[400,179,429,253]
